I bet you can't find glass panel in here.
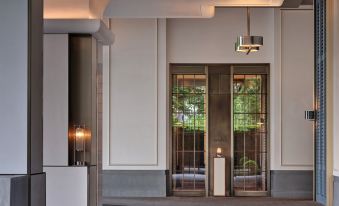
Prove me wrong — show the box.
[172,94,185,113]
[233,73,268,194]
[195,152,206,190]
[172,74,206,192]
[183,131,194,151]
[183,152,195,190]
[195,75,206,94]
[195,124,205,151]
[173,74,184,93]
[173,151,184,189]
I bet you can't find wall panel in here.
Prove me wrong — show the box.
[280,10,314,167]
[107,19,159,167]
[0,0,29,174]
[43,34,69,166]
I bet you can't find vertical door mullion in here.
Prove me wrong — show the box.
[182,75,185,190]
[230,67,234,196]
[205,66,209,196]
[193,75,196,190]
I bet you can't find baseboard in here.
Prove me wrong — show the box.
[102,170,169,198]
[270,170,313,199]
[30,173,46,206]
[0,175,29,206]
[333,176,339,206]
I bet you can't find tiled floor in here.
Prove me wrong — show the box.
[102,197,322,206]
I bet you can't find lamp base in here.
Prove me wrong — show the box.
[75,161,86,166]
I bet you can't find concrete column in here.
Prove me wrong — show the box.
[0,0,45,205]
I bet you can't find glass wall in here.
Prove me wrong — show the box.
[172,74,207,193]
[233,74,268,195]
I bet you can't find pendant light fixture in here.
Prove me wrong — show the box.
[235,8,263,55]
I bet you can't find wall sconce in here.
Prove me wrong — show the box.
[71,125,90,166]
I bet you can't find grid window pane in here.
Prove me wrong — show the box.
[172,74,207,192]
[233,74,268,193]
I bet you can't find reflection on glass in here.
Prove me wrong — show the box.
[233,74,268,193]
[172,74,206,192]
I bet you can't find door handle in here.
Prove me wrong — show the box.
[305,110,316,121]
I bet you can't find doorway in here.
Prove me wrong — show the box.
[232,66,269,196]
[171,66,207,196]
[170,64,269,197]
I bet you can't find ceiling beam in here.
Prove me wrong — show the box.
[104,0,215,18]
[44,19,115,45]
[103,0,284,19]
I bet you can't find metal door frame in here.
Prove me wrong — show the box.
[231,64,270,197]
[169,65,209,197]
[169,64,270,197]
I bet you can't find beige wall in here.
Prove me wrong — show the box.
[103,8,314,171]
[278,9,314,170]
[167,8,314,171]
[103,19,168,170]
[167,8,274,64]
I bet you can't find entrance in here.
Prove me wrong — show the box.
[171,66,207,196]
[170,64,269,197]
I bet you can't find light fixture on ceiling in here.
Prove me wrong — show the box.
[235,7,263,55]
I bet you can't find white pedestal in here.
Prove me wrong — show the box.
[44,166,88,206]
[213,157,226,196]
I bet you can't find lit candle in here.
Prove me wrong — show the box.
[217,147,222,156]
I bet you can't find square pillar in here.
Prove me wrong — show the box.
[0,0,45,205]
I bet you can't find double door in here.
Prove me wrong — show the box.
[171,64,269,196]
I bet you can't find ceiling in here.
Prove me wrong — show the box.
[104,0,313,18]
[43,0,313,19]
[104,0,285,18]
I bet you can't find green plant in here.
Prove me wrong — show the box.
[233,78,264,132]
[239,156,260,173]
[172,86,206,132]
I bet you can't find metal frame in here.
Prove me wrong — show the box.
[204,65,210,197]
[314,0,327,204]
[169,65,208,196]
[231,64,270,197]
[230,66,234,195]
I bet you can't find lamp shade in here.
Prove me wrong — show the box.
[235,41,260,54]
[237,36,263,47]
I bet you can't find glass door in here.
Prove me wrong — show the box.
[171,73,207,195]
[232,72,269,196]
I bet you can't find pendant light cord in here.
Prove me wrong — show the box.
[247,7,250,36]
